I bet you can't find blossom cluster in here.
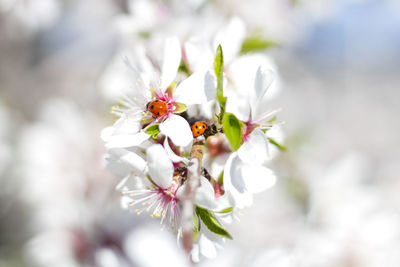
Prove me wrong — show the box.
[101,18,282,262]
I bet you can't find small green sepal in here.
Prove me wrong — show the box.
[268,137,287,151]
[195,206,233,240]
[215,207,234,214]
[145,124,160,139]
[173,102,187,114]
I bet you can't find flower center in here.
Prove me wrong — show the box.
[149,93,176,121]
[159,177,180,201]
[242,121,258,142]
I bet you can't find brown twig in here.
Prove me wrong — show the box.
[181,137,205,255]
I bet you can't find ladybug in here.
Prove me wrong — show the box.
[191,121,207,137]
[147,99,168,118]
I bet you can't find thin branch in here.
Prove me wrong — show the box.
[181,137,205,255]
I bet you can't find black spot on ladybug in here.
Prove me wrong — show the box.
[157,112,160,116]
[197,131,200,134]
[195,125,198,128]
[150,105,154,110]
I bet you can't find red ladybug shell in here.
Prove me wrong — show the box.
[147,100,168,118]
[191,121,207,137]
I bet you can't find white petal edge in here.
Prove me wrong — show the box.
[225,93,251,122]
[116,174,144,192]
[213,17,246,64]
[184,38,214,73]
[240,164,276,194]
[101,126,115,142]
[175,176,215,210]
[146,144,174,189]
[191,244,201,262]
[109,148,147,176]
[195,177,217,210]
[199,233,217,259]
[223,153,253,209]
[161,37,181,91]
[163,137,189,164]
[105,131,150,149]
[174,71,210,105]
[159,114,193,147]
[237,128,269,165]
[252,67,275,120]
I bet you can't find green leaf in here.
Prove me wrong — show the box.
[215,206,234,214]
[214,45,226,123]
[240,36,278,54]
[195,206,233,240]
[268,137,287,151]
[145,124,160,137]
[173,102,187,114]
[222,113,243,151]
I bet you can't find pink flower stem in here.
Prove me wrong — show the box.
[181,137,205,257]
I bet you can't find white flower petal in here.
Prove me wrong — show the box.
[238,128,269,165]
[191,244,201,263]
[101,127,115,142]
[109,148,147,176]
[175,183,185,201]
[213,17,246,64]
[228,54,276,98]
[121,195,133,210]
[105,131,150,149]
[161,37,181,91]
[146,144,173,189]
[254,66,275,101]
[240,164,276,194]
[105,153,131,177]
[116,174,142,191]
[113,116,142,134]
[204,71,217,101]
[195,176,217,210]
[174,71,215,104]
[199,233,217,259]
[225,94,251,122]
[176,176,216,210]
[252,67,275,120]
[163,137,189,164]
[223,153,253,208]
[100,46,153,102]
[159,114,193,147]
[123,45,157,90]
[184,38,213,73]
